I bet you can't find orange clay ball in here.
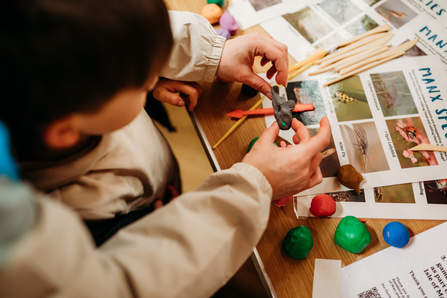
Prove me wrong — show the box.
[309,194,336,217]
[201,4,223,24]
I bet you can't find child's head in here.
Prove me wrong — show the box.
[0,0,173,158]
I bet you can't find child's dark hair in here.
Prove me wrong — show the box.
[0,0,173,158]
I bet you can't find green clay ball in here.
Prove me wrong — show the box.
[207,0,225,7]
[334,216,371,254]
[283,226,313,260]
[247,137,278,152]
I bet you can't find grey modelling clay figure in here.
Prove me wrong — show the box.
[271,85,295,130]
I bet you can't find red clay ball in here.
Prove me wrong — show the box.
[309,194,336,217]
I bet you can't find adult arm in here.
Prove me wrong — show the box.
[160,11,226,82]
[160,11,288,99]
[0,117,330,298]
[0,163,272,298]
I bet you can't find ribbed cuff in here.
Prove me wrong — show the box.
[202,35,226,82]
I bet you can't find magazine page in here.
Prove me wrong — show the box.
[262,56,447,211]
[260,0,447,64]
[227,0,323,30]
[340,222,447,297]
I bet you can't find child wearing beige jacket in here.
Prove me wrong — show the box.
[0,0,330,296]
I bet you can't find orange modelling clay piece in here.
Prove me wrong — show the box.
[200,4,222,24]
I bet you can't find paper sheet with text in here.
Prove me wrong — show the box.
[341,222,447,298]
[227,0,323,30]
[263,55,447,219]
[260,0,447,69]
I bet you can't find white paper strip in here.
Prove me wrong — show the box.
[313,259,342,298]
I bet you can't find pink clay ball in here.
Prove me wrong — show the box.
[219,12,238,35]
[309,194,336,217]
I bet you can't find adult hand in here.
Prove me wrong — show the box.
[216,33,288,100]
[242,117,331,200]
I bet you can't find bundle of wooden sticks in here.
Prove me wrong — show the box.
[289,24,418,87]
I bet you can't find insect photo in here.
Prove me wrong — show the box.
[386,117,438,168]
[328,75,373,122]
[403,126,417,140]
[335,90,358,104]
[370,71,416,117]
[424,179,447,204]
[354,125,369,172]
[374,187,383,202]
[340,122,389,173]
[374,184,415,203]
[427,179,447,194]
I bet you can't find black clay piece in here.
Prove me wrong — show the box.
[241,84,259,97]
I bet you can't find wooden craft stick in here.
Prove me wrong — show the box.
[212,96,265,150]
[306,47,325,56]
[337,24,391,47]
[308,64,337,76]
[315,32,392,65]
[410,143,447,152]
[308,45,389,75]
[333,44,391,70]
[323,51,405,87]
[318,37,391,68]
[288,61,314,80]
[334,45,390,71]
[339,38,418,75]
[348,51,404,75]
[342,51,404,77]
[318,33,394,68]
[288,48,327,73]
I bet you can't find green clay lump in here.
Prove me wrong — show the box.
[247,137,278,152]
[283,226,313,260]
[334,216,371,254]
[207,0,225,7]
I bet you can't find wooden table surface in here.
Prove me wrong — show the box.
[164,0,445,297]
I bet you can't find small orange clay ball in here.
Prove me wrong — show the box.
[201,4,223,24]
[309,194,336,217]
